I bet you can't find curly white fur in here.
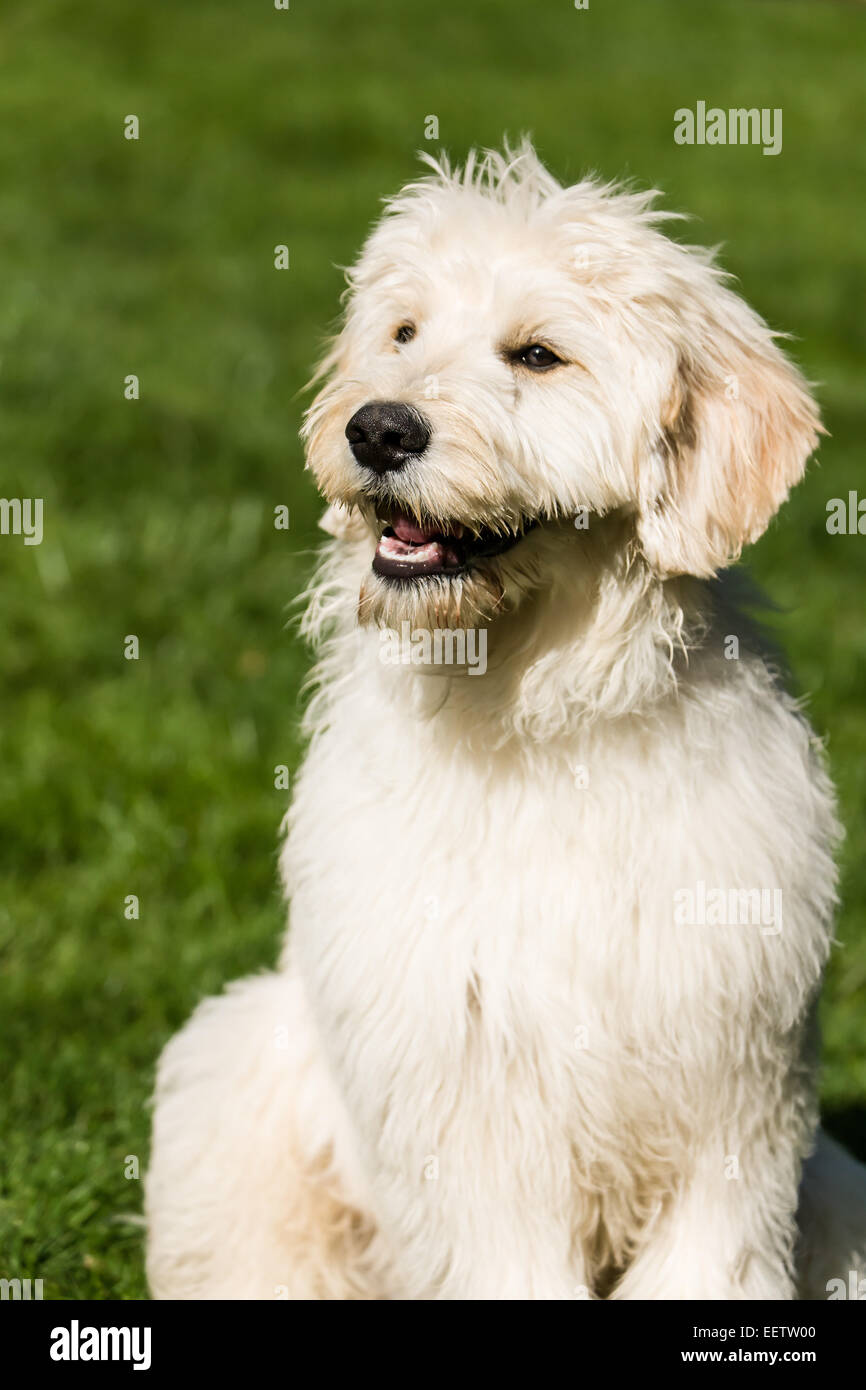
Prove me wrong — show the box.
[146,143,866,1300]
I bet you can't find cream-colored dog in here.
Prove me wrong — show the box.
[146,143,866,1300]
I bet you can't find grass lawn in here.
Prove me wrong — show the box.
[1,0,864,1299]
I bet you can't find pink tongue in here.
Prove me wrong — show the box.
[393,515,435,544]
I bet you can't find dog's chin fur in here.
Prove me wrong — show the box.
[359,562,506,632]
[145,142,866,1302]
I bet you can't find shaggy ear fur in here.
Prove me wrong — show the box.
[638,302,822,578]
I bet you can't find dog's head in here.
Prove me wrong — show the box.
[303,142,820,631]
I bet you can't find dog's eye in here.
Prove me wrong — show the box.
[394,323,416,344]
[512,343,563,371]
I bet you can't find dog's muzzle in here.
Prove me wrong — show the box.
[345,401,431,474]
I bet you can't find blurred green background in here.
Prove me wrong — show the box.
[1,0,864,1299]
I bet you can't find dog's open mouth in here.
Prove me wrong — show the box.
[372,511,533,580]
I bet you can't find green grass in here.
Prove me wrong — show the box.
[1,0,864,1299]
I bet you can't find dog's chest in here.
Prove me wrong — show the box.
[283,712,712,1094]
[288,725,602,987]
[281,686,831,1267]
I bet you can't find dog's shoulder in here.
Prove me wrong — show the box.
[705,567,793,694]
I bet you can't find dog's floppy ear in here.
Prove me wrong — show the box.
[637,301,822,578]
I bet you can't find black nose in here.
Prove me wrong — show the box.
[345,401,431,474]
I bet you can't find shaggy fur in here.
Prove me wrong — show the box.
[146,143,866,1300]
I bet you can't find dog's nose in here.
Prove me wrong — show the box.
[345,401,431,474]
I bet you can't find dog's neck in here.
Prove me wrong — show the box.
[302,526,716,749]
[399,560,707,748]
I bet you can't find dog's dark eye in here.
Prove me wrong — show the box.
[394,323,416,344]
[513,343,563,371]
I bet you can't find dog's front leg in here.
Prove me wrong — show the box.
[609,1145,800,1300]
[399,1219,589,1301]
[146,970,383,1299]
[371,1164,591,1300]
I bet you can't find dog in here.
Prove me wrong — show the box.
[146,142,866,1299]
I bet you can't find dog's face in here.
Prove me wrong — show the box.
[303,145,820,630]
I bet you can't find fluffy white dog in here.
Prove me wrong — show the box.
[146,143,866,1300]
